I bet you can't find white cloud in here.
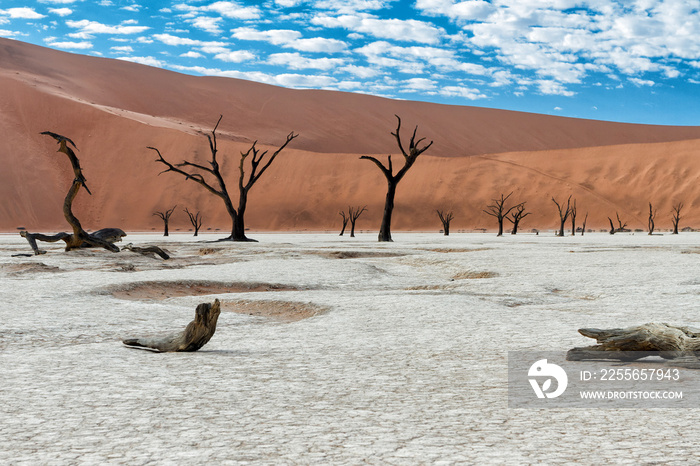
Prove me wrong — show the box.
[153,33,226,48]
[180,51,204,58]
[0,8,46,19]
[188,16,223,34]
[170,64,337,89]
[121,4,142,12]
[110,45,134,52]
[116,56,165,67]
[339,64,379,78]
[173,2,261,20]
[46,40,93,49]
[214,49,256,62]
[439,85,487,100]
[312,14,445,44]
[536,79,575,96]
[628,77,655,87]
[311,0,391,13]
[0,29,17,37]
[267,52,345,70]
[232,27,301,44]
[48,8,73,17]
[232,27,347,53]
[66,19,149,35]
[403,77,437,91]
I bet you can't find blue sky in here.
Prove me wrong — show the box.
[2,0,700,125]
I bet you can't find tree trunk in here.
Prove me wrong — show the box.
[567,323,700,366]
[511,221,519,235]
[350,221,357,237]
[123,299,221,352]
[558,221,565,237]
[164,222,169,237]
[497,218,504,236]
[379,181,397,242]
[443,223,450,236]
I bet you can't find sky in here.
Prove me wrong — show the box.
[1,0,700,125]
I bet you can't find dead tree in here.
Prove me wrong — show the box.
[436,209,454,236]
[672,202,683,234]
[360,115,433,242]
[567,323,700,368]
[123,299,221,352]
[506,203,530,235]
[20,132,122,254]
[580,212,589,236]
[570,199,577,236]
[349,205,367,237]
[184,208,203,236]
[551,196,572,237]
[150,115,298,242]
[607,212,628,234]
[483,192,519,236]
[339,211,349,236]
[648,202,656,235]
[153,206,177,236]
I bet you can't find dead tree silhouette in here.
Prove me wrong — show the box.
[360,115,433,242]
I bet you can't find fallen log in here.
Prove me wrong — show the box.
[123,299,221,352]
[122,243,170,260]
[567,322,700,367]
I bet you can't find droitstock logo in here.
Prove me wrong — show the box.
[528,359,568,399]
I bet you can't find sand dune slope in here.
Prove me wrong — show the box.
[1,38,699,235]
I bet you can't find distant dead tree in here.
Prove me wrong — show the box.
[552,196,572,237]
[339,211,349,236]
[153,205,177,236]
[648,202,657,235]
[184,208,203,236]
[580,212,589,236]
[506,202,530,235]
[150,115,297,242]
[570,199,577,236]
[671,202,683,234]
[483,192,520,236]
[436,209,454,236]
[607,212,628,234]
[348,205,367,237]
[19,132,124,254]
[360,115,433,242]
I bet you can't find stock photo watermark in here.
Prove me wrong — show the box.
[508,352,698,408]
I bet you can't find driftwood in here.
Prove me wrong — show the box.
[567,323,700,368]
[20,132,121,254]
[122,243,170,260]
[123,299,221,352]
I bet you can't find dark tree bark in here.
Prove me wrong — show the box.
[123,299,221,352]
[184,208,203,236]
[339,211,349,236]
[580,212,588,236]
[552,196,572,237]
[20,132,122,255]
[570,199,577,236]
[671,202,683,234]
[648,202,656,235]
[567,323,700,368]
[349,205,367,237]
[150,115,297,242]
[436,209,454,236]
[360,115,433,242]
[484,192,518,236]
[608,212,628,234]
[153,205,176,236]
[506,203,530,235]
[123,243,170,260]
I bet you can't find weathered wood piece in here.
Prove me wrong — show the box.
[123,299,221,352]
[20,132,121,254]
[567,323,700,365]
[122,243,170,260]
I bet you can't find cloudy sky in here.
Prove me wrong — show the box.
[2,0,700,125]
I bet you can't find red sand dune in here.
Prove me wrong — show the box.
[2,38,700,235]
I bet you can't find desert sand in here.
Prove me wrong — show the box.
[2,38,700,235]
